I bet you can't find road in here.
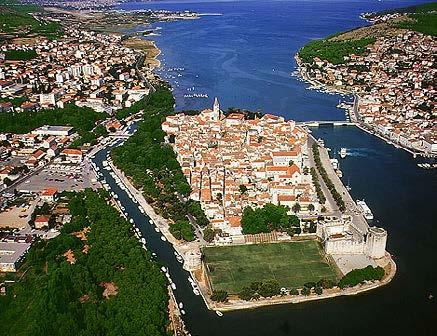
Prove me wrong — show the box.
[308,135,369,236]
[307,137,340,216]
[1,162,50,195]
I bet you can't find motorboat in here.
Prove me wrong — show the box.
[340,147,347,158]
[357,200,374,220]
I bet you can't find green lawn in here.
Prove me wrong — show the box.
[203,241,339,293]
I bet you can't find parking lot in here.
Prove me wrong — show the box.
[16,159,100,193]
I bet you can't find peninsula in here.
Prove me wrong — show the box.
[296,2,436,159]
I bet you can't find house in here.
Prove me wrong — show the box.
[34,215,50,229]
[0,102,13,113]
[41,188,58,202]
[61,148,83,163]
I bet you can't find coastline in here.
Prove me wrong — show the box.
[210,255,396,312]
[108,149,397,313]
[122,37,162,70]
[294,54,436,160]
[104,15,398,313]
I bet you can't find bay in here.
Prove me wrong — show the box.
[118,1,437,335]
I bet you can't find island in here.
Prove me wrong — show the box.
[155,97,395,311]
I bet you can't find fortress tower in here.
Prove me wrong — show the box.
[366,227,387,259]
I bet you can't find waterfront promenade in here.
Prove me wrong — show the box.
[308,135,369,236]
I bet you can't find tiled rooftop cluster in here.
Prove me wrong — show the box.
[307,31,436,154]
[162,100,321,236]
[0,27,149,114]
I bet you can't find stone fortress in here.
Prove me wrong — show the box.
[316,215,388,273]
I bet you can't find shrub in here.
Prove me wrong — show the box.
[211,290,228,302]
[338,266,385,289]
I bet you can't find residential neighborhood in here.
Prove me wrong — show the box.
[299,29,436,155]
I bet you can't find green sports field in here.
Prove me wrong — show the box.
[203,240,339,293]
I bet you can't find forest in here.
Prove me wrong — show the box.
[0,104,108,135]
[111,87,208,241]
[0,189,169,336]
[299,37,375,65]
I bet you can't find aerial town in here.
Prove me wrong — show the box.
[0,27,150,113]
[298,25,436,156]
[1,0,434,335]
[163,99,321,239]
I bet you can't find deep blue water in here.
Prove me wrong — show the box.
[116,1,437,335]
[123,0,430,121]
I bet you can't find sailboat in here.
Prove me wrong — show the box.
[346,178,352,191]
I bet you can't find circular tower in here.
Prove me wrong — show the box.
[367,227,387,259]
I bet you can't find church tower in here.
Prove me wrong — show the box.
[212,97,220,121]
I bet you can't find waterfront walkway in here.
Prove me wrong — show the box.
[308,135,369,236]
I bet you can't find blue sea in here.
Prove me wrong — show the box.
[118,1,437,335]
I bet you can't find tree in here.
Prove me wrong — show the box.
[308,203,315,212]
[203,225,216,243]
[238,286,255,301]
[289,288,299,295]
[315,286,323,295]
[292,202,301,213]
[338,266,385,289]
[301,287,311,296]
[239,184,248,194]
[258,279,280,298]
[3,177,12,187]
[216,192,222,202]
[169,219,195,242]
[317,278,336,289]
[211,290,228,302]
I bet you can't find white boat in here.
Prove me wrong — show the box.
[141,238,146,244]
[129,218,134,224]
[171,282,176,290]
[160,235,167,241]
[193,288,200,295]
[340,148,347,158]
[176,255,184,264]
[155,227,160,233]
[357,200,374,220]
[215,311,223,317]
[181,309,186,315]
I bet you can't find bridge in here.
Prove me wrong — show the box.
[297,120,357,127]
[109,133,131,139]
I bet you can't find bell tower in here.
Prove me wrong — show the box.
[212,97,220,121]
